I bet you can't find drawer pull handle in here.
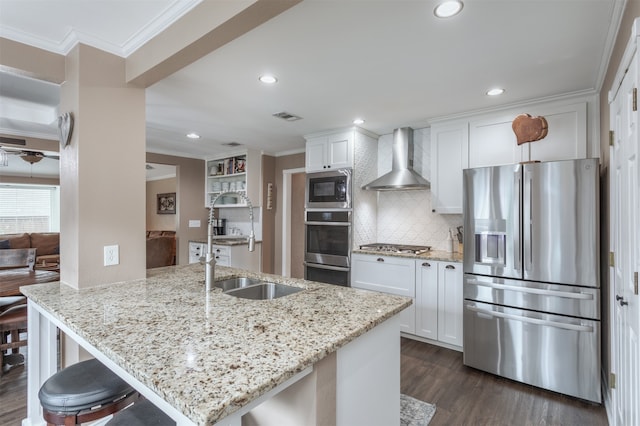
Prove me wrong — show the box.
[445,264,455,269]
[422,262,431,267]
[377,258,384,262]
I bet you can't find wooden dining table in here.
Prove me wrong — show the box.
[0,267,60,297]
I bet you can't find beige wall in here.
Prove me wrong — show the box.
[0,37,65,83]
[59,44,146,290]
[598,1,640,390]
[273,152,305,275]
[146,152,208,265]
[146,177,177,231]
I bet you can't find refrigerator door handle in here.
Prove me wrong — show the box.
[514,170,522,274]
[465,304,594,332]
[524,171,533,273]
[465,278,594,300]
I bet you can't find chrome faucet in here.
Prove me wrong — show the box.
[204,191,256,291]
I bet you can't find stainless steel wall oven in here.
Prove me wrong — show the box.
[304,210,351,286]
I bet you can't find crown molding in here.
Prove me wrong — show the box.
[0,0,201,57]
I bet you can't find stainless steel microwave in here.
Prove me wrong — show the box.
[305,169,352,209]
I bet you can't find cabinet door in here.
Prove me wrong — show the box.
[326,131,352,169]
[437,262,463,347]
[415,260,438,340]
[351,254,415,334]
[525,102,587,162]
[305,137,327,172]
[469,114,524,167]
[189,242,205,264]
[469,102,588,167]
[430,122,469,214]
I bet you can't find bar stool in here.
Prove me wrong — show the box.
[106,398,175,425]
[38,358,139,426]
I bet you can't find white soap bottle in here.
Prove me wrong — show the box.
[447,229,454,253]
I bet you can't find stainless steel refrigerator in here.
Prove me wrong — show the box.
[462,158,601,403]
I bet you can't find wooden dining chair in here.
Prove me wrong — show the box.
[0,248,35,372]
[0,247,36,271]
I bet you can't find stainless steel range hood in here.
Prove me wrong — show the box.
[363,127,430,190]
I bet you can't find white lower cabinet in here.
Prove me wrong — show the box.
[434,261,463,347]
[415,260,438,340]
[188,241,261,272]
[351,254,416,334]
[415,260,463,347]
[351,253,463,350]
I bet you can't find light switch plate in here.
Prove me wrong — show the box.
[189,220,201,228]
[104,245,119,266]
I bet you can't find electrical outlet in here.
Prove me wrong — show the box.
[104,245,119,266]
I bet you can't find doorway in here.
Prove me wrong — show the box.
[282,168,306,278]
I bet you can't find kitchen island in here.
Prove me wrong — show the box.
[21,264,411,426]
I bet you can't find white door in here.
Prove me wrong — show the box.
[610,49,640,426]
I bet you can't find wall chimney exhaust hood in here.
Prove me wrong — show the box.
[362,127,430,191]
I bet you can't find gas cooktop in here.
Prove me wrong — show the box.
[359,243,432,255]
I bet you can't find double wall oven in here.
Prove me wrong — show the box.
[304,169,352,286]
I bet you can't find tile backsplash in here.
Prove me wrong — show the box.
[374,127,463,251]
[376,191,462,251]
[219,207,263,240]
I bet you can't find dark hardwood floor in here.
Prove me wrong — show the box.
[1,339,609,426]
[401,338,608,425]
[0,345,27,426]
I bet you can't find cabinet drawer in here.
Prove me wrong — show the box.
[351,254,415,297]
[211,245,231,257]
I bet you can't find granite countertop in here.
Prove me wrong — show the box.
[21,264,411,425]
[353,248,464,263]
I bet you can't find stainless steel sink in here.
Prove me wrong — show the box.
[224,282,304,300]
[213,277,262,291]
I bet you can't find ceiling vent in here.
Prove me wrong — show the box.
[222,142,242,147]
[273,111,303,122]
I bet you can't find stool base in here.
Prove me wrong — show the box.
[43,391,139,426]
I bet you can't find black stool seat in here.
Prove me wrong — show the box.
[39,358,135,413]
[106,399,175,425]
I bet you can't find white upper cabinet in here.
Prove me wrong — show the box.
[305,130,353,172]
[468,102,588,168]
[430,121,469,214]
[430,96,595,215]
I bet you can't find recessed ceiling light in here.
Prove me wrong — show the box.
[186,132,200,139]
[434,1,463,18]
[259,75,278,84]
[486,88,505,96]
[353,118,365,125]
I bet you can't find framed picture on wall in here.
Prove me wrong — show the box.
[157,192,176,214]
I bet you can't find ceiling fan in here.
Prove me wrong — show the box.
[0,146,60,165]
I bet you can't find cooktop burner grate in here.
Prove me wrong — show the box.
[359,243,432,255]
